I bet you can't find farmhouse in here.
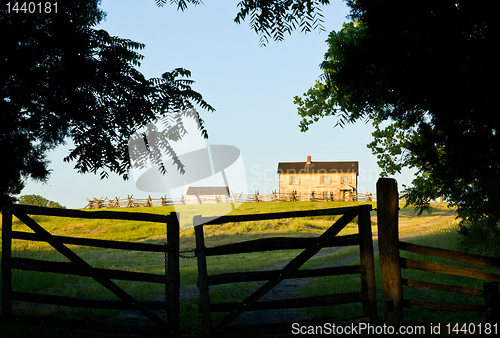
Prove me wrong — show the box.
[277,156,358,200]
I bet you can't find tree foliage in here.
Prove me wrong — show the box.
[1,0,213,203]
[157,0,330,46]
[18,194,66,209]
[294,1,498,240]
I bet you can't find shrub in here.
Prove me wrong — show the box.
[458,219,500,257]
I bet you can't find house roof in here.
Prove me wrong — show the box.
[186,186,229,196]
[277,161,358,174]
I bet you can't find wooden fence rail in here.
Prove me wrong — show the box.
[1,204,180,337]
[377,178,500,329]
[193,204,377,337]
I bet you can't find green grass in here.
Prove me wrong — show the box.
[2,200,492,337]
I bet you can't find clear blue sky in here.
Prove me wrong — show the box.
[20,0,416,208]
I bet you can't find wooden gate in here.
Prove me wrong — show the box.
[1,203,180,336]
[377,178,500,331]
[193,205,377,337]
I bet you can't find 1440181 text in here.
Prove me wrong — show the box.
[5,2,57,14]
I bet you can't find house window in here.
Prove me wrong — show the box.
[342,175,349,184]
[321,176,329,185]
[290,176,299,185]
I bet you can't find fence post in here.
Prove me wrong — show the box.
[254,191,260,202]
[2,203,13,323]
[377,178,403,327]
[166,212,180,337]
[194,215,212,337]
[484,282,500,324]
[358,204,378,322]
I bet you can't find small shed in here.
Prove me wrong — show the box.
[186,186,230,197]
[185,186,230,204]
[186,187,229,197]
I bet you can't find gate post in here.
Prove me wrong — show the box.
[358,204,378,322]
[2,203,13,323]
[377,178,403,327]
[194,215,212,337]
[166,212,180,337]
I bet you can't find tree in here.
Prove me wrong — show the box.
[293,1,497,253]
[1,0,213,204]
[18,194,66,209]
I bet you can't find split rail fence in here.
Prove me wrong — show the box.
[1,204,180,337]
[377,178,500,332]
[84,192,377,209]
[192,204,377,337]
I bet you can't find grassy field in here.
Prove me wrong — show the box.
[1,200,494,337]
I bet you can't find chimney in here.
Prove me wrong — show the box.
[307,156,311,164]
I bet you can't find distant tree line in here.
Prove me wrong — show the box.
[17,194,65,209]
